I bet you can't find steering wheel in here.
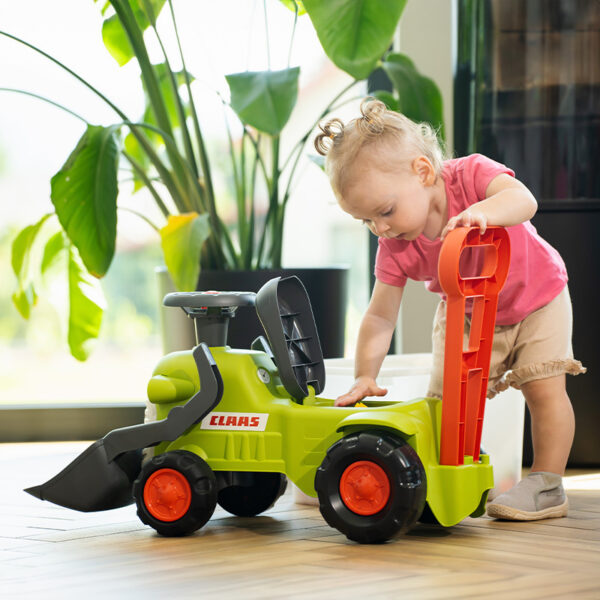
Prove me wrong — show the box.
[163,291,256,310]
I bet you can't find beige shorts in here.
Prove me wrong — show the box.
[427,285,586,399]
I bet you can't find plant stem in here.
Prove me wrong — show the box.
[224,112,243,262]
[245,143,259,269]
[149,21,199,180]
[117,206,160,232]
[0,31,127,120]
[263,0,271,71]
[287,1,299,68]
[122,150,170,218]
[169,0,227,268]
[110,0,192,207]
[242,126,270,186]
[281,79,360,174]
[281,81,361,207]
[0,30,188,212]
[256,135,281,268]
[0,88,88,123]
[121,122,193,213]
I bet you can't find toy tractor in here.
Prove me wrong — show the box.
[26,226,510,544]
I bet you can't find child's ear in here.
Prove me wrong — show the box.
[412,156,436,186]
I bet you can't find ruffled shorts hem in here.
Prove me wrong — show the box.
[488,359,586,398]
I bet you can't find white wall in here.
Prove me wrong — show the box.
[396,0,456,354]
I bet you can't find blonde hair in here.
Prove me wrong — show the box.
[314,98,446,198]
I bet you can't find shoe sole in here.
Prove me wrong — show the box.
[487,499,569,521]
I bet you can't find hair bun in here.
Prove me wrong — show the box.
[314,118,344,156]
[357,98,386,136]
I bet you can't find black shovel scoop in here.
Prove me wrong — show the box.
[24,343,223,512]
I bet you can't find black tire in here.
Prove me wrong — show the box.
[133,450,217,537]
[217,472,287,517]
[315,431,427,544]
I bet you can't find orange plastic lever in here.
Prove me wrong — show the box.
[438,226,511,466]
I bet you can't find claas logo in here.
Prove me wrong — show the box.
[201,412,269,431]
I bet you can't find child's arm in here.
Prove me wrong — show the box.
[335,280,404,406]
[440,173,537,240]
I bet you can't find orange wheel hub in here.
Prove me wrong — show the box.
[339,460,390,516]
[143,468,192,522]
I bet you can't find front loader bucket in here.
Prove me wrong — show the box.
[25,441,142,512]
[24,343,223,512]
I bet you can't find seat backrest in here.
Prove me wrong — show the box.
[255,276,325,401]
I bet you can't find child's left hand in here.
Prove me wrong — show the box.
[440,209,487,240]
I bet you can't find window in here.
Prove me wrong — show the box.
[0,1,369,419]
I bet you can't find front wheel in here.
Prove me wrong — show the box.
[315,431,426,544]
[133,450,217,537]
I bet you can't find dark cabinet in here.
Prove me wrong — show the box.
[456,0,600,466]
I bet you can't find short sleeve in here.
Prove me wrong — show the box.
[374,239,407,287]
[467,154,515,200]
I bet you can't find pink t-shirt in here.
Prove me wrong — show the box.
[375,153,568,326]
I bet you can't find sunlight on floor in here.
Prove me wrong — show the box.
[563,472,600,491]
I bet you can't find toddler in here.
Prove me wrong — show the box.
[314,98,585,521]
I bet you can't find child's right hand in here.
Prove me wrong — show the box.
[335,376,388,406]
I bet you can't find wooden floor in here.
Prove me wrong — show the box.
[2,442,599,599]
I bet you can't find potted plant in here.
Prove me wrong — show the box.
[2,0,443,360]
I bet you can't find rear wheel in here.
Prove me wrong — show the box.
[315,431,426,544]
[217,472,287,517]
[133,450,217,536]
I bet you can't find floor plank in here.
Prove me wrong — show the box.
[2,442,599,599]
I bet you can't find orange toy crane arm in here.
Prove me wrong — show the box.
[437,226,511,466]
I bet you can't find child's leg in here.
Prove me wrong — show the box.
[521,374,575,475]
[487,374,573,520]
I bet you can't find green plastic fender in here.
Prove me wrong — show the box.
[336,398,493,527]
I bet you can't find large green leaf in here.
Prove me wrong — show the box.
[303,0,407,80]
[68,244,106,361]
[12,284,37,321]
[51,124,120,278]
[382,53,445,137]
[102,0,166,66]
[11,214,51,318]
[226,68,300,136]
[41,231,67,275]
[160,213,211,291]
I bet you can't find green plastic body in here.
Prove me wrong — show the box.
[149,346,493,527]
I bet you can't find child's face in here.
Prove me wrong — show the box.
[339,156,437,241]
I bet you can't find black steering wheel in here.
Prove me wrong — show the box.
[163,291,257,347]
[163,291,256,310]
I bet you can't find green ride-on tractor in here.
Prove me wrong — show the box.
[26,226,511,544]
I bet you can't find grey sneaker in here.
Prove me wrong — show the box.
[487,472,568,521]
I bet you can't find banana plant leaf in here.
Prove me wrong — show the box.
[381,53,445,138]
[11,214,51,319]
[160,213,211,291]
[102,0,166,66]
[67,244,106,361]
[226,68,300,136]
[303,0,407,80]
[51,124,120,278]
